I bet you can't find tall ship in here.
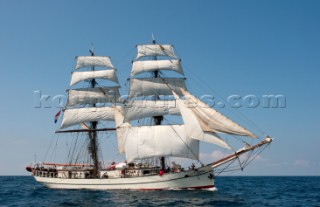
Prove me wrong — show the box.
[26,38,273,190]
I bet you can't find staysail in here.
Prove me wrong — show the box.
[114,107,131,154]
[172,91,231,149]
[180,88,257,138]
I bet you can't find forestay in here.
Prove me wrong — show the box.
[67,87,121,106]
[75,56,115,69]
[129,78,186,98]
[60,106,115,129]
[70,70,119,86]
[136,44,178,59]
[131,60,184,76]
[124,125,199,162]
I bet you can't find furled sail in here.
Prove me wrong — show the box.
[124,125,199,162]
[136,44,178,59]
[123,100,180,122]
[75,56,115,69]
[128,78,186,98]
[131,60,184,76]
[70,70,119,86]
[180,89,257,138]
[60,106,115,129]
[67,87,121,106]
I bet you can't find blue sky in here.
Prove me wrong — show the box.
[0,0,319,175]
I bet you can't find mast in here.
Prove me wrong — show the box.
[152,35,165,171]
[57,48,120,175]
[88,48,99,178]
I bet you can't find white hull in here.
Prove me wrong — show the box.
[33,166,214,190]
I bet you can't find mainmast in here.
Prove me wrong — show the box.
[126,37,205,164]
[88,48,99,178]
[151,35,165,171]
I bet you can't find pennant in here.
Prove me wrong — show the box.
[54,110,61,123]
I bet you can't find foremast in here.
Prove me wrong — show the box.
[56,49,121,178]
[88,48,99,177]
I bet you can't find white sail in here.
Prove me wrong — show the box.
[114,107,131,154]
[123,100,180,122]
[124,125,199,162]
[70,70,119,86]
[129,78,186,98]
[131,60,184,76]
[136,44,178,59]
[181,89,257,138]
[67,87,121,106]
[60,106,115,129]
[173,92,231,149]
[75,56,115,69]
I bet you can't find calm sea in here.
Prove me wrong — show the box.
[0,176,319,207]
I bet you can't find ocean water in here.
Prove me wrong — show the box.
[0,176,319,207]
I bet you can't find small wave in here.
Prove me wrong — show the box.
[202,187,218,191]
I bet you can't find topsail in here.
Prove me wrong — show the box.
[75,56,115,69]
[136,44,178,59]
